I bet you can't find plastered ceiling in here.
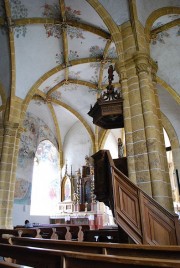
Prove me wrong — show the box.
[0,0,179,153]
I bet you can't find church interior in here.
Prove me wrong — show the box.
[0,0,180,251]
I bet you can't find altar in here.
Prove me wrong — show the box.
[50,157,104,230]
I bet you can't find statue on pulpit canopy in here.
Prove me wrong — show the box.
[118,138,124,158]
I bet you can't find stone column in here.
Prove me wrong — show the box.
[0,122,20,228]
[134,52,173,211]
[116,59,153,196]
[115,62,136,184]
[150,59,173,210]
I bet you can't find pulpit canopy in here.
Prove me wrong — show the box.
[88,65,124,129]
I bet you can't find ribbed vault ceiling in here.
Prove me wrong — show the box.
[0,0,179,159]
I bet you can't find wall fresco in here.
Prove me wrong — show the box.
[33,140,60,204]
[15,112,58,205]
[151,15,180,45]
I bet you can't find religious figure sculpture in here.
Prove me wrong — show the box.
[85,155,90,166]
[73,192,77,204]
[118,138,124,158]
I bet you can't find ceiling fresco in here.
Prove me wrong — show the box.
[150,16,180,95]
[0,0,179,156]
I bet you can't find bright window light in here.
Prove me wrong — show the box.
[30,140,60,215]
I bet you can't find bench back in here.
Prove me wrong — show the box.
[1,243,180,268]
[14,224,90,241]
[10,237,180,259]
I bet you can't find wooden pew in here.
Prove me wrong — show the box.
[14,224,90,241]
[0,228,40,241]
[17,229,40,238]
[0,230,20,244]
[10,237,180,260]
[0,229,19,239]
[84,229,120,242]
[0,243,180,268]
[0,260,33,268]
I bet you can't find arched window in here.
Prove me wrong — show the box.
[30,140,60,215]
[61,175,71,202]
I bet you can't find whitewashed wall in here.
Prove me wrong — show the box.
[63,121,92,176]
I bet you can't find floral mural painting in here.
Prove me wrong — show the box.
[41,3,61,38]
[43,86,62,101]
[50,90,62,101]
[67,25,85,40]
[68,70,81,80]
[19,111,58,166]
[107,47,117,59]
[10,0,28,38]
[14,178,31,205]
[15,112,58,205]
[55,51,64,64]
[151,22,169,45]
[89,45,104,58]
[68,50,79,61]
[151,15,180,45]
[65,6,81,20]
[63,70,81,91]
[55,50,79,64]
[65,6,85,39]
[42,4,85,39]
[88,45,114,92]
[42,3,60,18]
[168,15,180,36]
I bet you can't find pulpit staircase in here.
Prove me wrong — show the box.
[92,150,180,245]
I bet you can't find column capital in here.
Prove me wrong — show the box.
[133,52,150,63]
[133,52,158,77]
[115,61,127,81]
[3,121,19,136]
[133,52,150,74]
[136,63,149,74]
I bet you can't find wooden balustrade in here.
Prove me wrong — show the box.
[0,243,180,268]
